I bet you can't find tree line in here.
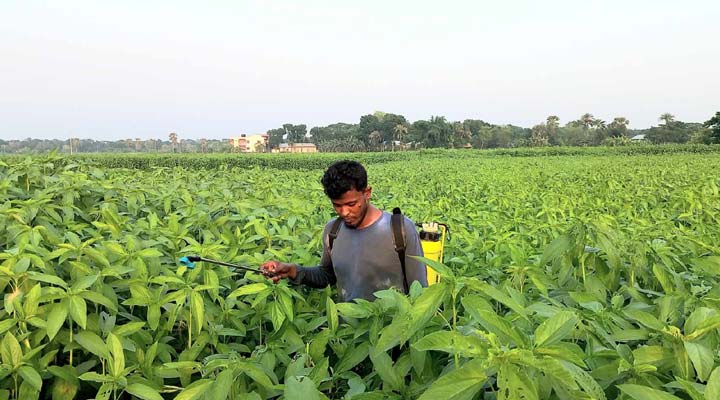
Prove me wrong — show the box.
[2,111,718,154]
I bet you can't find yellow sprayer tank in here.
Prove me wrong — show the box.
[418,222,448,285]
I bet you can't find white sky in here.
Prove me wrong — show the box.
[1,0,718,140]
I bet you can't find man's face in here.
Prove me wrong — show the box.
[331,187,371,228]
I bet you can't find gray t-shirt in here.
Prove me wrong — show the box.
[291,211,427,302]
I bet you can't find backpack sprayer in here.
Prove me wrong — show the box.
[417,222,449,285]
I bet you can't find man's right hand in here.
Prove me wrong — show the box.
[261,261,297,283]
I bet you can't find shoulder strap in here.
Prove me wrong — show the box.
[391,207,409,293]
[328,217,343,250]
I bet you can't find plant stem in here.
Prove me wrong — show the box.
[69,318,74,366]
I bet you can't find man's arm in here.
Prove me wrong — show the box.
[404,217,428,287]
[262,222,337,288]
[290,237,337,288]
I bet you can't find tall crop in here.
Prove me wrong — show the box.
[0,151,719,399]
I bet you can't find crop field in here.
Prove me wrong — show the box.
[1,149,720,399]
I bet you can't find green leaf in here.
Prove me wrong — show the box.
[674,378,705,400]
[326,297,338,333]
[0,319,16,335]
[404,281,449,342]
[268,301,286,331]
[369,348,402,391]
[27,272,68,288]
[175,379,214,400]
[418,358,486,400]
[207,369,234,400]
[632,345,673,368]
[1,333,22,368]
[74,331,109,359]
[84,247,110,267]
[113,321,146,336]
[107,333,124,378]
[624,309,665,331]
[685,316,720,341]
[125,383,163,400]
[80,291,117,312]
[18,366,42,391]
[236,361,275,389]
[534,311,577,347]
[336,302,371,319]
[148,304,160,331]
[375,315,409,352]
[18,379,39,400]
[228,283,268,298]
[617,384,683,400]
[137,248,163,258]
[284,376,323,400]
[71,274,98,292]
[684,341,714,382]
[560,361,606,400]
[412,330,487,358]
[469,310,529,348]
[466,279,527,319]
[69,296,87,329]
[335,343,370,373]
[278,291,294,322]
[190,291,204,335]
[128,285,153,305]
[539,234,572,266]
[707,367,720,400]
[414,256,455,279]
[78,372,110,383]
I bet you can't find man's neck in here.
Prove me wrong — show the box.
[354,205,382,229]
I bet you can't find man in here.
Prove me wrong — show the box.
[261,160,427,302]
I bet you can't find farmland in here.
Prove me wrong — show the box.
[1,148,720,399]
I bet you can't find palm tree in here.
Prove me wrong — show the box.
[659,113,675,127]
[581,113,595,130]
[393,124,408,151]
[369,130,382,151]
[608,117,630,137]
[169,132,178,153]
[546,115,560,129]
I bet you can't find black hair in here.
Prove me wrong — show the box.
[321,160,368,199]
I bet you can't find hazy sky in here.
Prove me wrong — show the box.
[1,0,718,140]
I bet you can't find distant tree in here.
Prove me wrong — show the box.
[284,124,307,144]
[393,123,408,150]
[703,111,720,143]
[426,116,453,148]
[581,113,595,130]
[135,138,142,152]
[659,113,675,128]
[546,115,560,144]
[169,132,178,153]
[359,114,381,142]
[531,124,549,147]
[452,122,471,147]
[200,138,207,153]
[607,117,630,138]
[369,130,382,151]
[267,128,285,148]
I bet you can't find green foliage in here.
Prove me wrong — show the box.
[0,149,719,398]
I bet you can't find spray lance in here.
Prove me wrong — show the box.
[178,256,275,277]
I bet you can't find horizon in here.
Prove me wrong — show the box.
[2,0,719,141]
